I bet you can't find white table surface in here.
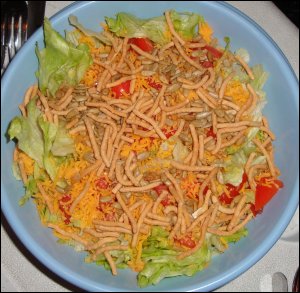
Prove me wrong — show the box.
[1,1,299,292]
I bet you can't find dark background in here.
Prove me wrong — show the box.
[273,1,299,27]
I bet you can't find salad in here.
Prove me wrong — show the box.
[8,10,283,287]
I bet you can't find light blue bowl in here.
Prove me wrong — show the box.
[1,1,299,292]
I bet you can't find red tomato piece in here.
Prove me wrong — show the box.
[153,184,169,195]
[175,235,196,248]
[111,80,131,98]
[206,126,217,139]
[219,193,233,205]
[59,195,72,224]
[203,186,209,195]
[200,60,214,68]
[254,178,283,212]
[219,173,248,204]
[161,196,171,207]
[61,194,71,202]
[250,204,263,216]
[128,38,154,52]
[95,177,109,189]
[203,45,223,59]
[162,127,177,139]
[147,78,162,90]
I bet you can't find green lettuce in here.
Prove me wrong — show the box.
[106,10,202,45]
[38,116,58,180]
[8,99,45,167]
[43,206,60,223]
[137,227,211,288]
[222,149,248,186]
[57,238,85,252]
[12,162,22,180]
[19,176,38,206]
[110,249,131,268]
[33,162,47,181]
[36,18,92,96]
[209,228,248,253]
[65,29,81,46]
[68,15,112,46]
[51,123,75,156]
[170,10,203,40]
[224,36,230,51]
[250,64,269,92]
[221,228,248,243]
[8,99,74,182]
[222,142,266,187]
[235,48,250,63]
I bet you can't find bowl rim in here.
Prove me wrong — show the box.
[1,1,299,292]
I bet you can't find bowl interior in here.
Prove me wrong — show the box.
[1,1,299,292]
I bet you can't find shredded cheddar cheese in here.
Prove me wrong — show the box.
[18,152,34,175]
[203,151,217,165]
[199,22,213,43]
[180,172,200,200]
[82,63,102,87]
[225,80,250,107]
[71,174,99,228]
[128,234,149,272]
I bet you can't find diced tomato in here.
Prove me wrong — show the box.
[161,197,170,207]
[153,184,169,195]
[203,186,209,195]
[153,184,172,206]
[95,177,109,189]
[253,177,284,213]
[161,194,175,207]
[129,37,154,52]
[111,80,131,98]
[162,127,177,139]
[250,204,263,216]
[63,216,71,225]
[61,194,71,203]
[200,60,213,68]
[147,78,162,90]
[175,235,196,248]
[202,45,223,59]
[219,173,248,204]
[206,126,217,139]
[219,193,233,205]
[59,195,72,224]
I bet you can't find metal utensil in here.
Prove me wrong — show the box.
[272,272,289,292]
[1,1,28,74]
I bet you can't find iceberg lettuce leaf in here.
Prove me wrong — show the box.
[137,227,211,287]
[106,10,202,45]
[8,99,45,167]
[51,122,75,156]
[8,99,74,182]
[68,15,112,46]
[36,18,92,96]
[19,176,38,206]
[221,228,248,243]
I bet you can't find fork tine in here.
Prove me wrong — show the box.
[7,14,16,61]
[1,1,28,74]
[14,14,22,52]
[1,12,6,69]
